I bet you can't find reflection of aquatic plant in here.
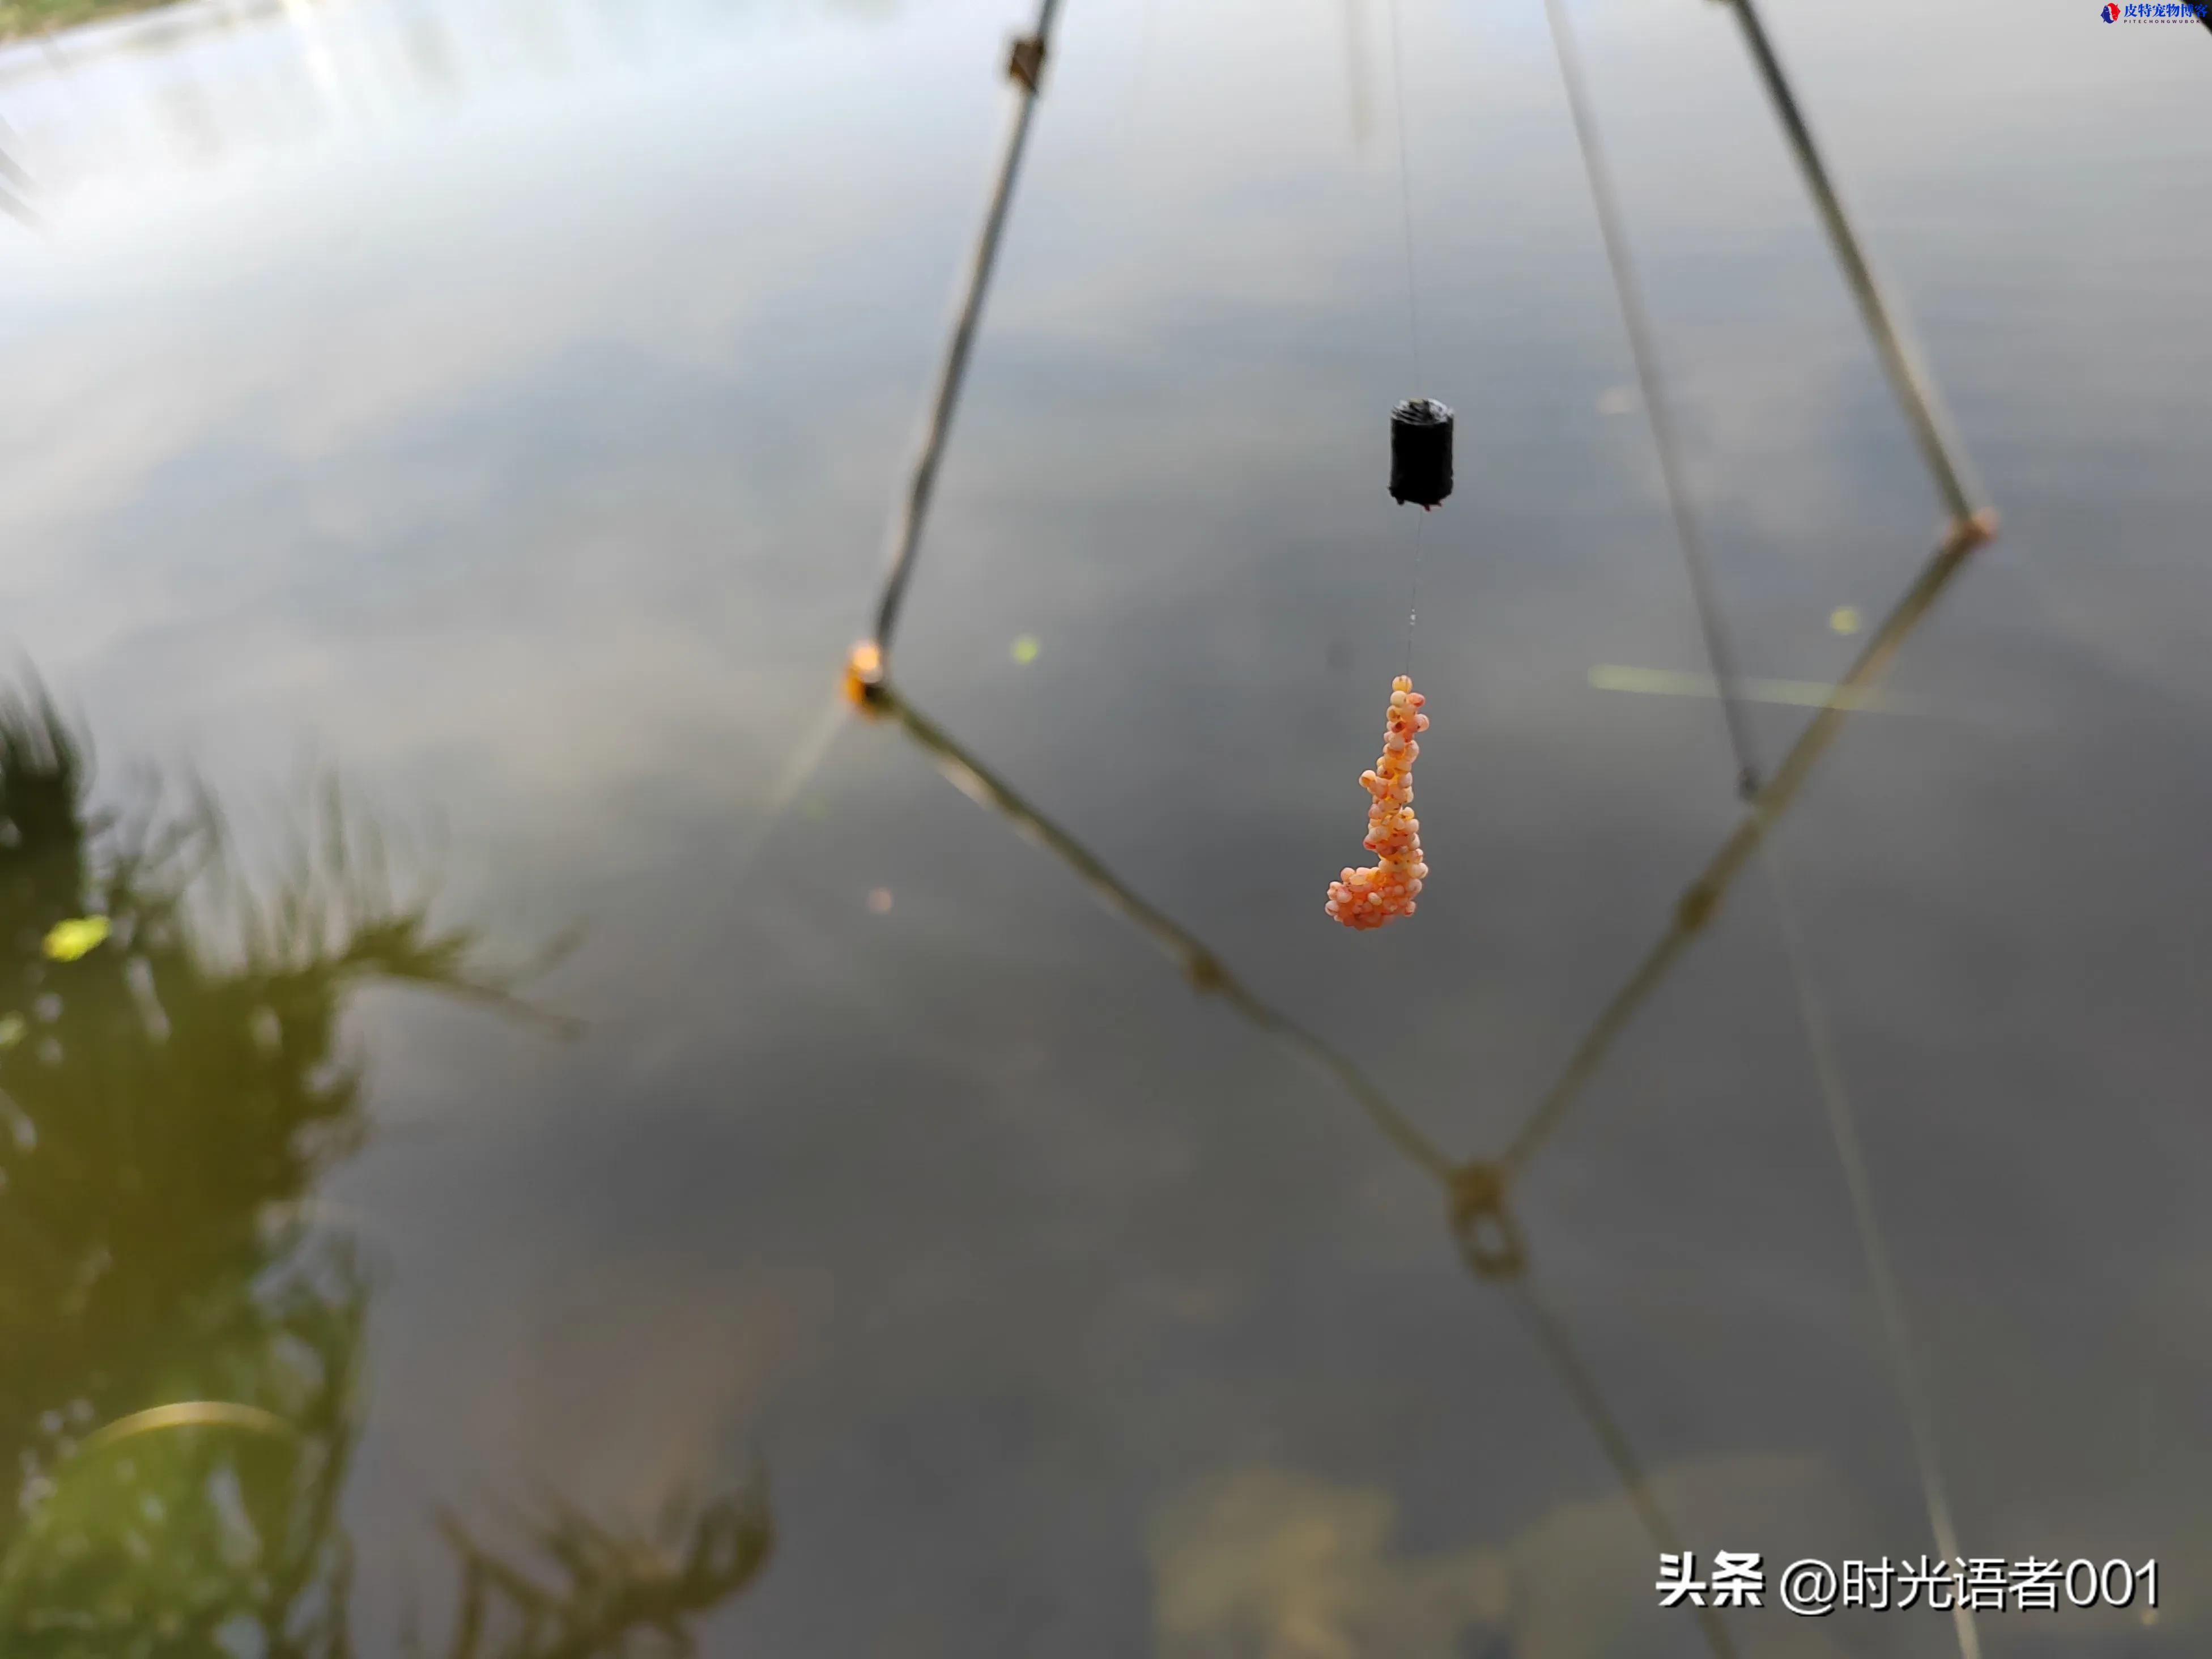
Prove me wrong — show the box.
[0,1,164,45]
[0,687,384,1653]
[0,682,761,1655]
[427,1487,774,1659]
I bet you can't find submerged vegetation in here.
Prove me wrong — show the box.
[0,682,771,1654]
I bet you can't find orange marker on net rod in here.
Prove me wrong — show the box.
[1325,675,1430,930]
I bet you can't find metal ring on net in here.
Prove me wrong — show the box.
[1448,1161,1527,1281]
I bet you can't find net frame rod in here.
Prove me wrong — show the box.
[870,0,1068,673]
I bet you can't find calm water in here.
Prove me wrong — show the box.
[1,0,2209,1652]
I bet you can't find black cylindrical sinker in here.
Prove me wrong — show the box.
[1389,397,1454,509]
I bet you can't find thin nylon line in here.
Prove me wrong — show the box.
[1757,841,1981,1659]
[1541,0,1760,797]
[1386,0,1421,379]
[1341,0,1376,149]
[1124,0,1157,144]
[1505,1283,1739,1659]
[1386,0,1424,676]
[656,679,853,986]
[1407,510,1423,673]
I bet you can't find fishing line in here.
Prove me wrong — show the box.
[1407,512,1424,675]
[1331,0,1447,936]
[1539,0,1760,798]
[1507,1281,1741,1659]
[1386,0,1422,381]
[1758,841,1981,1659]
[1124,0,1157,146]
[1386,0,1424,673]
[1341,0,1376,148]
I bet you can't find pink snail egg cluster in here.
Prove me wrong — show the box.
[1325,675,1430,931]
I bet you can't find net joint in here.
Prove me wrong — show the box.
[1006,35,1047,93]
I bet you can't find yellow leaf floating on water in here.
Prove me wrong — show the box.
[42,916,110,962]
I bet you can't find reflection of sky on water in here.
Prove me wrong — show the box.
[1,0,2209,1650]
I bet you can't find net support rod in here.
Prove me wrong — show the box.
[870,0,1067,671]
[1722,0,1982,524]
[1499,508,1995,1179]
[873,687,1735,1659]
[873,680,1460,1186]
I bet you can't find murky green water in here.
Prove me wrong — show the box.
[0,0,2207,1652]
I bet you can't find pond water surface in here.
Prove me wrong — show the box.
[0,0,2208,1653]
